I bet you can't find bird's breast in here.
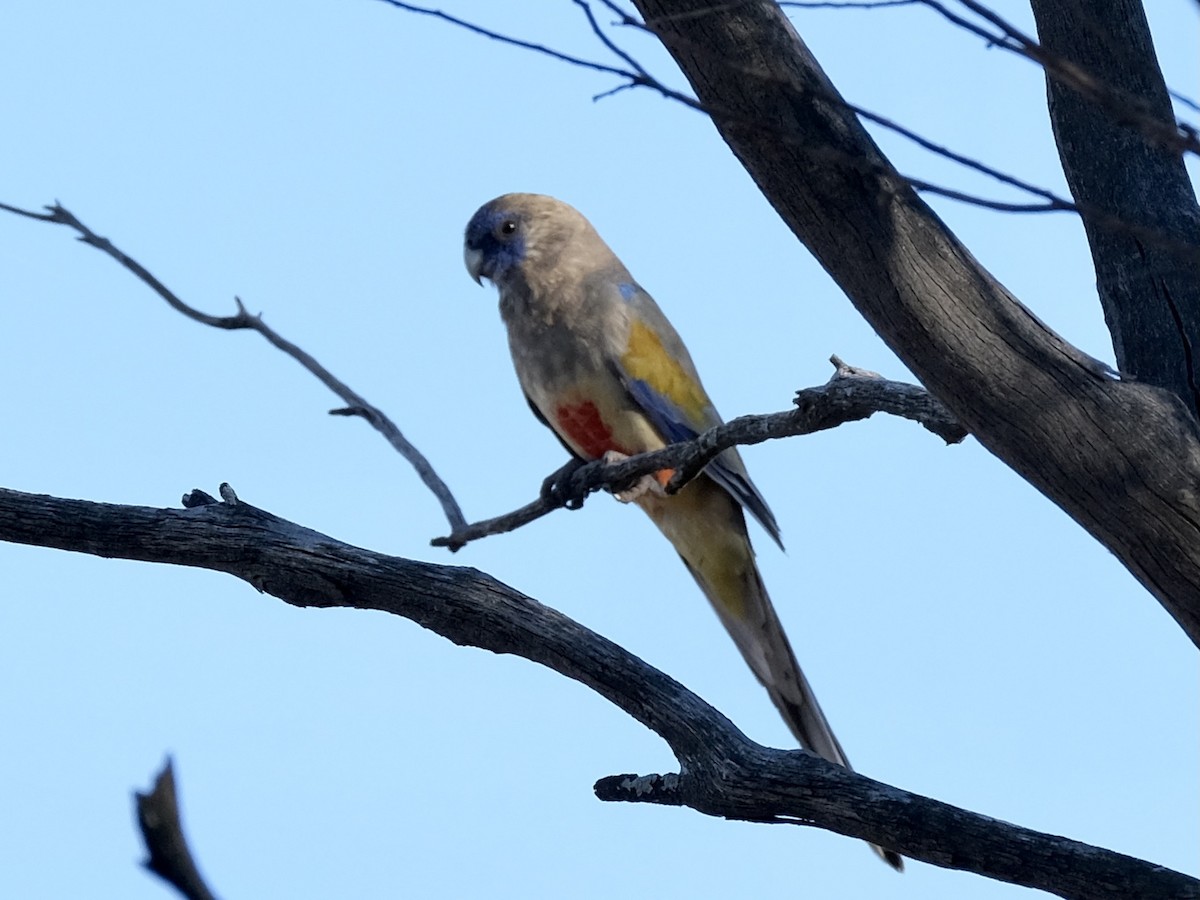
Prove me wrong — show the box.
[504,289,665,461]
[522,364,666,463]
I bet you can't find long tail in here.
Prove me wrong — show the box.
[639,478,903,871]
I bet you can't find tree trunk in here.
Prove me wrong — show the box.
[1031,0,1200,416]
[634,0,1200,645]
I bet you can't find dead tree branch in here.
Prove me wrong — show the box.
[779,0,1199,156]
[0,486,1193,899]
[633,0,1200,648]
[948,0,1198,156]
[0,197,967,556]
[376,0,1086,215]
[0,199,467,536]
[432,356,966,551]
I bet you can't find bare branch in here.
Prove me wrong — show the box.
[0,200,467,535]
[374,2,1086,216]
[846,110,1077,211]
[574,0,653,80]
[0,486,1193,899]
[375,0,1200,265]
[432,359,966,551]
[633,0,1200,646]
[1171,90,1200,116]
[779,1,920,8]
[387,1,1200,265]
[135,759,219,900]
[910,0,1199,156]
[375,0,632,82]
[904,180,1067,213]
[780,0,1199,153]
[590,4,1086,213]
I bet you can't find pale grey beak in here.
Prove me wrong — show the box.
[464,245,485,285]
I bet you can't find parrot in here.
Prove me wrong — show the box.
[463,193,900,870]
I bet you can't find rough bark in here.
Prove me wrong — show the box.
[633,0,1200,646]
[0,486,1195,900]
[1031,0,1200,416]
[434,362,967,550]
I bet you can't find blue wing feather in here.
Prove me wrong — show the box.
[622,372,783,550]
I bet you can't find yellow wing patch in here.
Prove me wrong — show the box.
[620,319,709,425]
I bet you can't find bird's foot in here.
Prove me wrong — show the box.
[540,457,590,510]
[601,450,668,503]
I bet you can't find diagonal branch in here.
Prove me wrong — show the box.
[779,1,921,8]
[0,199,466,535]
[376,1,1084,215]
[0,198,967,556]
[946,0,1198,155]
[384,1,1200,257]
[778,0,1199,156]
[432,357,967,551]
[0,195,965,551]
[634,0,1200,648]
[0,486,1192,899]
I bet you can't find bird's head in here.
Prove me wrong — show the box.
[463,193,590,290]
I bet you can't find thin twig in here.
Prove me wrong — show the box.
[2,486,1193,898]
[916,0,1198,155]
[792,0,1200,143]
[375,0,702,107]
[517,0,1197,221]
[905,180,1067,213]
[375,0,633,80]
[1170,90,1200,115]
[575,0,652,79]
[849,105,1077,208]
[433,359,966,550]
[618,8,1086,211]
[0,200,467,534]
[375,0,1079,215]
[779,0,920,8]
[381,4,1200,260]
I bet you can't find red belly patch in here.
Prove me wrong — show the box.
[555,401,630,460]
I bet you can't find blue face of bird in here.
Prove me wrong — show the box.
[463,203,526,287]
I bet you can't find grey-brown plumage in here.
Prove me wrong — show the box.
[465,193,900,869]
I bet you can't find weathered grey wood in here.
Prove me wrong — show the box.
[634,0,1200,646]
[0,486,1194,899]
[434,363,967,550]
[1031,0,1200,415]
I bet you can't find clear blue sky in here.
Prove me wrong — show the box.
[1,2,1196,898]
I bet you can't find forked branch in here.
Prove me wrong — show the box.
[0,486,1192,900]
[433,356,966,550]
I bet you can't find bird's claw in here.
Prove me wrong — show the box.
[541,457,589,510]
[602,450,667,503]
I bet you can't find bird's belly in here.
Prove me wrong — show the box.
[553,397,630,459]
[533,380,664,462]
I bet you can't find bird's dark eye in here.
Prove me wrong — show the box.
[498,219,517,237]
